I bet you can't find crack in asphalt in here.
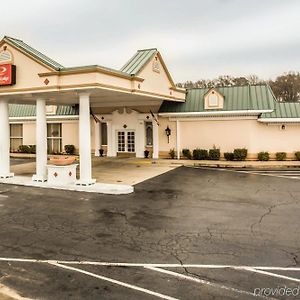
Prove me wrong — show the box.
[281,249,299,268]
[250,197,296,235]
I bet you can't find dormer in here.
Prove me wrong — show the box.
[204,88,224,110]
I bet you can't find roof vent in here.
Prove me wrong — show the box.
[0,49,13,63]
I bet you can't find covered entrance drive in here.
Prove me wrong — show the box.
[0,36,185,191]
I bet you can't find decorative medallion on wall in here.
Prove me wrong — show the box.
[123,124,127,129]
[152,56,160,73]
[44,78,49,85]
[53,172,58,177]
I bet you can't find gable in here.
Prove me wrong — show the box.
[0,41,55,91]
[134,52,180,98]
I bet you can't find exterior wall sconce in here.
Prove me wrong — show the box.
[165,126,171,143]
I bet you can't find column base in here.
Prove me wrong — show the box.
[76,178,96,186]
[32,174,48,182]
[0,173,14,179]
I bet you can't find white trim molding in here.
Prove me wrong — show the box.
[159,110,273,118]
[9,115,79,122]
[258,118,300,124]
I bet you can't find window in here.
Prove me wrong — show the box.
[117,131,125,152]
[145,122,153,146]
[127,131,135,152]
[101,123,107,145]
[208,93,219,107]
[10,124,23,152]
[47,123,62,154]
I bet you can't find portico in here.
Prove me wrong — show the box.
[0,36,185,189]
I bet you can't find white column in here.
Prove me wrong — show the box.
[106,121,113,157]
[77,93,95,185]
[176,120,181,160]
[94,122,102,157]
[32,98,47,182]
[152,121,159,159]
[0,99,13,178]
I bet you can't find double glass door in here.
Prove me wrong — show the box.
[117,131,135,153]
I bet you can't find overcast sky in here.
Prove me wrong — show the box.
[1,0,300,82]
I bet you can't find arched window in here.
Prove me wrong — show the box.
[145,122,153,146]
[0,50,13,63]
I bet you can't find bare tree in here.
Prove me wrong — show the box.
[269,72,300,102]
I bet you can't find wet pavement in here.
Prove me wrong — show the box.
[0,167,299,299]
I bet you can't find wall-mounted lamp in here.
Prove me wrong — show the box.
[165,126,171,143]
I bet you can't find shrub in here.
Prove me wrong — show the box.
[64,144,75,155]
[258,152,269,161]
[295,151,300,161]
[224,152,234,161]
[208,148,220,160]
[28,145,36,154]
[182,148,192,159]
[233,148,248,161]
[276,152,286,161]
[193,149,208,160]
[18,145,30,153]
[169,148,176,159]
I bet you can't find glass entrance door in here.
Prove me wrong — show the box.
[117,131,135,152]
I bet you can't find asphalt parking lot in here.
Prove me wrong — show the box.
[0,166,300,299]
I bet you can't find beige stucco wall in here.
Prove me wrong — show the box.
[158,117,177,157]
[137,55,185,100]
[62,122,79,151]
[23,122,36,145]
[158,117,300,159]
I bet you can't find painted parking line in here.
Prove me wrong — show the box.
[237,170,300,180]
[49,262,178,300]
[1,257,300,271]
[1,257,300,300]
[243,267,300,284]
[191,166,300,180]
[145,266,271,299]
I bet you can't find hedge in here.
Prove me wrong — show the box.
[276,152,286,161]
[193,149,208,160]
[233,148,248,161]
[257,151,269,161]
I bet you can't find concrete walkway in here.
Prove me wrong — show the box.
[10,157,179,186]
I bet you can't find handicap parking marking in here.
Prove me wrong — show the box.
[1,257,300,299]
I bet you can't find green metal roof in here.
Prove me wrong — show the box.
[61,64,131,78]
[260,102,300,119]
[159,85,276,113]
[9,104,78,118]
[120,48,157,75]
[4,36,64,70]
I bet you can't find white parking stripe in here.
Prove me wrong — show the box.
[244,267,300,283]
[236,170,300,180]
[0,257,300,271]
[145,267,272,299]
[49,262,179,300]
